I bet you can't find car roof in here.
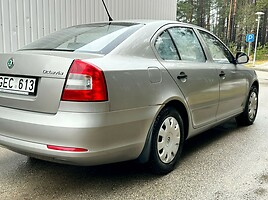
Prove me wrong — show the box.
[76,19,196,28]
[77,19,205,30]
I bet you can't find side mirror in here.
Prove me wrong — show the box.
[235,52,249,64]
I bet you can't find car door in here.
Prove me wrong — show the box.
[153,26,219,128]
[198,30,247,120]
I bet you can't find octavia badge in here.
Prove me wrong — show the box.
[7,58,14,69]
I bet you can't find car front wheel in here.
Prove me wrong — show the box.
[236,85,258,126]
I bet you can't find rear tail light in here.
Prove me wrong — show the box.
[62,60,108,101]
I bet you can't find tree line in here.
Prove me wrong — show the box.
[177,0,268,52]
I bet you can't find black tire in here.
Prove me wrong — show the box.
[236,85,258,126]
[149,106,184,175]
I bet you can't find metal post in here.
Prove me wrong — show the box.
[248,42,251,57]
[253,12,265,67]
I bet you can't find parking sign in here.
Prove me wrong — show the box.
[246,34,254,43]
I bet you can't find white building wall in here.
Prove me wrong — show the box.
[0,0,177,53]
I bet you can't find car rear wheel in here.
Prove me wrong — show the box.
[236,85,258,126]
[149,106,184,174]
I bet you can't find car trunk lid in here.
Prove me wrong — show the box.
[0,52,75,114]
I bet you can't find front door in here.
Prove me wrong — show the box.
[198,30,247,120]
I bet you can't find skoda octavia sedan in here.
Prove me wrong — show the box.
[0,21,258,174]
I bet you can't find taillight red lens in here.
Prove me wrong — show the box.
[62,60,108,101]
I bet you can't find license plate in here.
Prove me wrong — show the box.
[0,75,37,95]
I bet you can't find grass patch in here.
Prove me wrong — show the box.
[246,60,268,67]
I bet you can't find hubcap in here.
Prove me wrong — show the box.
[248,91,258,120]
[157,117,181,164]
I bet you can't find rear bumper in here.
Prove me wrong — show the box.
[0,105,159,165]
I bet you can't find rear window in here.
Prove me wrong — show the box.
[20,23,143,54]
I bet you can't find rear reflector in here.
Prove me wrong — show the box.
[62,60,108,101]
[47,145,88,152]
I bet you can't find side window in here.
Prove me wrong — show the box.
[154,30,179,60]
[199,30,234,63]
[169,27,206,62]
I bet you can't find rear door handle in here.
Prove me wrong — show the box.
[177,72,188,79]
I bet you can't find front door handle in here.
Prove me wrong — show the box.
[219,71,226,78]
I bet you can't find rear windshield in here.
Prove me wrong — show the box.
[20,23,143,54]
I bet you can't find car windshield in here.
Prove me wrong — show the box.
[20,23,143,54]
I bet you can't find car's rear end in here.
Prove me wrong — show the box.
[0,22,161,165]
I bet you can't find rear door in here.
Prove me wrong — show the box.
[153,26,219,128]
[197,30,247,120]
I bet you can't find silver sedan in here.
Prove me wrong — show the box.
[0,20,258,174]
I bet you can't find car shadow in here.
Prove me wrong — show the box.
[181,118,239,160]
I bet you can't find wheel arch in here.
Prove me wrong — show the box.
[137,99,190,164]
[251,80,259,92]
[165,100,189,140]
[236,80,259,126]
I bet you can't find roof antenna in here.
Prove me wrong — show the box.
[101,0,113,21]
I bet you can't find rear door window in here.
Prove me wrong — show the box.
[154,27,206,62]
[154,30,180,60]
[169,27,206,62]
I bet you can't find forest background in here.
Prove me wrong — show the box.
[176,0,268,61]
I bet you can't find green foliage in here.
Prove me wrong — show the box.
[177,1,195,23]
[177,0,268,46]
[228,42,237,55]
[256,44,268,60]
[256,0,268,11]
